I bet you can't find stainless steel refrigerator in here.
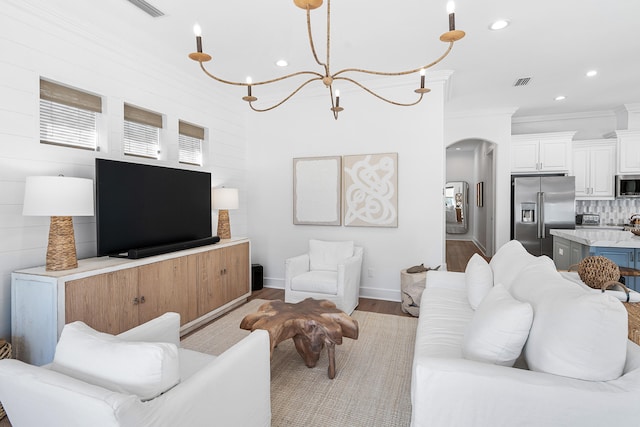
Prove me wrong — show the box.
[512,176,575,257]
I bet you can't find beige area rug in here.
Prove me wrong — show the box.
[182,299,419,427]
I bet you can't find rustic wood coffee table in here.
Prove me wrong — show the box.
[240,298,359,379]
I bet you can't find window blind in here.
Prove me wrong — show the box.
[39,79,101,150]
[178,121,204,166]
[123,104,162,158]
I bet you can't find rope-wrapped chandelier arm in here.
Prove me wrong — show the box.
[189,1,465,119]
[334,76,425,107]
[332,41,455,79]
[247,77,323,112]
[198,61,324,87]
[305,6,329,74]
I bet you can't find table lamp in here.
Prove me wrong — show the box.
[212,187,239,239]
[23,176,95,271]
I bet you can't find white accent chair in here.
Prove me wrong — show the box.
[285,239,363,314]
[0,312,271,427]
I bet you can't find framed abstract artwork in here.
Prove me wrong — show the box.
[343,153,398,227]
[293,156,342,225]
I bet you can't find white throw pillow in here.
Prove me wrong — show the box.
[510,266,629,381]
[465,253,494,309]
[52,321,180,400]
[309,239,354,271]
[462,283,533,366]
[489,240,555,290]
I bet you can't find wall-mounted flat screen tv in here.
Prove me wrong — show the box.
[95,159,213,258]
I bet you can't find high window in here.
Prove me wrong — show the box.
[39,79,102,150]
[123,104,162,159]
[178,121,204,166]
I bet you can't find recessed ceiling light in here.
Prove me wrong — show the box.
[489,20,510,31]
[275,59,288,67]
[586,70,598,77]
[455,147,461,151]
[555,95,566,101]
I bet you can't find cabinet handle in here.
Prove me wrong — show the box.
[133,297,139,305]
[140,296,145,304]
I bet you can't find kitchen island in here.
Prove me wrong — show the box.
[551,228,640,291]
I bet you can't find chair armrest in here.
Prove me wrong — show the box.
[117,312,180,347]
[337,250,363,295]
[285,254,310,289]
[145,330,271,427]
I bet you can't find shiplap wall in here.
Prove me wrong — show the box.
[0,3,248,339]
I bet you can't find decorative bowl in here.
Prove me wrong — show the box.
[631,228,640,236]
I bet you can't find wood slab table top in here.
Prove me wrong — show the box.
[240,298,359,379]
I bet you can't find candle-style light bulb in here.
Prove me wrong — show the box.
[193,23,203,53]
[246,76,252,97]
[420,69,426,89]
[335,89,340,108]
[446,1,455,14]
[447,1,456,31]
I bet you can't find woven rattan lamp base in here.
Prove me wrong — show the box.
[217,209,231,239]
[46,216,78,271]
[0,339,11,420]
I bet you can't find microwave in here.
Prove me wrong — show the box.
[616,175,640,197]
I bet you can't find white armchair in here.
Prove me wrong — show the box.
[0,312,271,427]
[285,239,363,314]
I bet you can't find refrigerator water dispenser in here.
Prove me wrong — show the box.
[521,203,536,223]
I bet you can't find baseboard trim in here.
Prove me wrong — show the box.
[263,279,401,303]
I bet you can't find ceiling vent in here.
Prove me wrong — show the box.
[126,0,164,17]
[513,77,532,87]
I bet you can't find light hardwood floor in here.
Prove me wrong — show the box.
[250,240,489,317]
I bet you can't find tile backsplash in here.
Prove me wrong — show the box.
[576,199,640,224]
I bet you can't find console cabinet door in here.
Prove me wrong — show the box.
[138,255,198,325]
[196,249,225,316]
[222,242,250,302]
[196,243,250,316]
[66,269,139,334]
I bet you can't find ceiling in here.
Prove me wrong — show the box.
[31,0,640,119]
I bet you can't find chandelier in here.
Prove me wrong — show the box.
[188,0,465,120]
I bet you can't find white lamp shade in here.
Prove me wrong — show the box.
[23,176,95,217]
[212,187,239,210]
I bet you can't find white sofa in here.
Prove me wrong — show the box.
[411,240,640,427]
[0,312,271,427]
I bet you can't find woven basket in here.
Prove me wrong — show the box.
[0,339,11,420]
[568,256,620,289]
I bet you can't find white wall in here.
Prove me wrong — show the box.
[246,78,447,301]
[0,3,248,339]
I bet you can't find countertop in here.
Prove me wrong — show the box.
[551,228,640,248]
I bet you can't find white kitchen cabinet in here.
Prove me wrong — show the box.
[572,139,616,199]
[614,130,640,174]
[511,132,576,173]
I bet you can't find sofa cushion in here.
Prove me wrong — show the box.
[416,287,474,359]
[52,321,180,401]
[290,270,338,294]
[489,240,556,290]
[510,264,628,381]
[309,239,354,271]
[465,253,493,309]
[462,283,533,366]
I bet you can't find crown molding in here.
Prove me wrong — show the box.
[512,110,615,124]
